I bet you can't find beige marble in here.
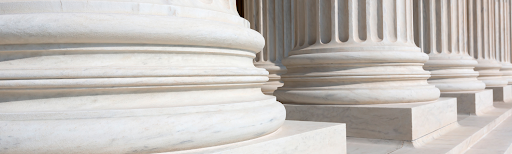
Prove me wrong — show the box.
[285,98,457,143]
[0,0,287,153]
[465,111,512,154]
[497,0,512,85]
[468,0,509,87]
[414,0,486,92]
[165,121,347,154]
[487,85,512,102]
[347,102,512,154]
[441,90,494,115]
[274,0,440,105]
[243,0,292,95]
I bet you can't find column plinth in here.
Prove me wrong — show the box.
[0,1,285,153]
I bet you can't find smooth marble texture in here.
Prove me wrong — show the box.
[487,85,512,102]
[0,0,287,153]
[441,90,494,115]
[346,102,512,154]
[284,98,457,143]
[465,112,512,154]
[165,121,347,154]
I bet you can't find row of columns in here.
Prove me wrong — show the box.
[247,0,512,100]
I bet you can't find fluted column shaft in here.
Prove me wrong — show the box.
[468,0,508,87]
[414,0,486,92]
[274,0,440,105]
[244,0,293,95]
[0,0,285,153]
[499,0,512,84]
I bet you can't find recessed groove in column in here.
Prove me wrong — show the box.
[338,0,349,42]
[414,0,432,54]
[273,0,284,62]
[413,0,420,48]
[406,0,415,44]
[266,0,275,62]
[296,0,305,48]
[284,0,292,57]
[396,0,406,42]
[367,0,383,42]
[253,0,263,61]
[448,0,455,54]
[377,0,383,41]
[319,0,332,44]
[306,0,317,45]
[459,0,466,55]
[484,0,490,59]
[357,0,367,41]
[383,0,397,42]
[435,0,443,54]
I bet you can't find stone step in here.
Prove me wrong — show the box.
[347,102,512,154]
[464,108,512,154]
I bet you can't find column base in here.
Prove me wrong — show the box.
[164,121,346,154]
[440,90,494,115]
[486,85,512,102]
[284,98,457,146]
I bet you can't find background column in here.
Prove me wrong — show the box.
[275,0,440,105]
[243,0,293,95]
[413,0,490,115]
[279,0,457,143]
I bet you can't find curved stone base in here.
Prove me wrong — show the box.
[275,50,440,105]
[0,98,285,153]
[475,59,508,87]
[254,62,286,95]
[425,54,486,92]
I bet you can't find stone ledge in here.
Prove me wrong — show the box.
[441,89,494,115]
[346,102,512,154]
[284,97,457,142]
[164,120,347,154]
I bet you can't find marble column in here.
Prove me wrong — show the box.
[0,0,286,153]
[414,0,491,115]
[279,0,457,143]
[468,0,509,87]
[243,0,293,95]
[500,0,512,84]
[274,0,440,105]
[414,0,486,92]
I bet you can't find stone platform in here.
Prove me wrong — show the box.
[165,121,347,154]
[487,85,512,102]
[441,89,494,115]
[465,109,512,154]
[346,102,512,154]
[284,98,458,144]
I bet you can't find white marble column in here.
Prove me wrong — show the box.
[414,0,486,92]
[243,0,293,95]
[500,0,512,84]
[468,0,509,87]
[0,0,285,153]
[274,0,440,105]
